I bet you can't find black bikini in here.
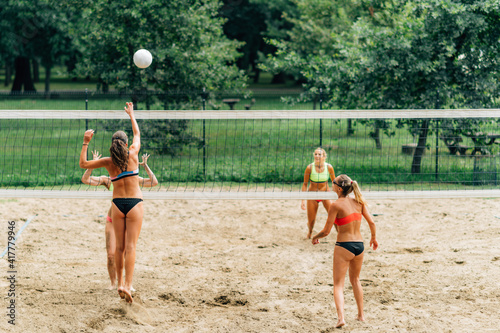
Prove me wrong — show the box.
[111,167,142,216]
[112,198,143,216]
[335,241,364,256]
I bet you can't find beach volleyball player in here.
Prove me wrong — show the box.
[81,150,158,290]
[301,147,336,238]
[79,102,143,303]
[312,174,378,328]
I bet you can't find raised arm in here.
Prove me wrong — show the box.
[301,164,311,210]
[79,130,112,169]
[312,203,339,244]
[138,153,158,188]
[125,102,140,154]
[81,151,112,189]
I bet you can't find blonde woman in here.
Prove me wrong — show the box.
[301,147,336,238]
[312,174,378,328]
[81,151,158,290]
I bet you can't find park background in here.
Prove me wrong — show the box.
[1,0,500,192]
[1,1,500,333]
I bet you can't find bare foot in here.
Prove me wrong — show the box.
[130,286,136,292]
[335,319,346,328]
[117,287,126,299]
[356,315,365,322]
[306,231,312,239]
[123,289,133,303]
[107,283,117,290]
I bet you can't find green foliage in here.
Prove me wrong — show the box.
[265,0,500,171]
[0,0,78,83]
[75,0,247,98]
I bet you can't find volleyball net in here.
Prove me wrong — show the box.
[1,109,499,200]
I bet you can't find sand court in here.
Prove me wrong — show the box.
[0,197,499,332]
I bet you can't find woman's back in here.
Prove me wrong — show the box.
[108,154,141,199]
[334,197,363,242]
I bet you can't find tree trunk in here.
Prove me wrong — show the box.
[4,64,11,86]
[44,65,51,94]
[372,123,382,149]
[11,56,36,93]
[347,119,354,136]
[411,119,430,174]
[271,72,286,84]
[32,58,40,83]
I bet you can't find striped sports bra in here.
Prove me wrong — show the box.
[110,168,139,182]
[310,163,331,183]
[334,212,362,226]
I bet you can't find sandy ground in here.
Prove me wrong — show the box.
[0,197,499,333]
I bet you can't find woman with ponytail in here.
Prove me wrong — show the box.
[301,147,336,238]
[80,102,143,303]
[312,174,378,328]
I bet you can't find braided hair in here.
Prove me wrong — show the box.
[110,131,128,172]
[336,174,366,205]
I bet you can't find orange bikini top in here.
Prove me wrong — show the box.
[334,212,362,226]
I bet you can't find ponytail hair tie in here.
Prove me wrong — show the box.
[351,181,353,185]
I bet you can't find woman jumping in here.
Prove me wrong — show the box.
[301,147,336,238]
[81,150,158,290]
[312,174,378,328]
[80,102,143,303]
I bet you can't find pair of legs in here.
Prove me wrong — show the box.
[333,246,365,328]
[306,199,331,238]
[112,200,143,303]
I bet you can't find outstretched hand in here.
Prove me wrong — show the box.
[312,237,320,245]
[124,102,134,116]
[139,153,150,165]
[91,150,102,161]
[83,129,94,144]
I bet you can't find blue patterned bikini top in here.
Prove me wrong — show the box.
[110,168,139,182]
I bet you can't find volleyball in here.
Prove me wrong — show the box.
[133,49,153,69]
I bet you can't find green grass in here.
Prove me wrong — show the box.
[1,118,498,191]
[1,68,499,192]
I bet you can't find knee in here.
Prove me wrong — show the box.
[349,275,360,285]
[107,254,115,266]
[115,244,125,254]
[125,243,137,254]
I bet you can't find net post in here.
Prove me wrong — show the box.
[435,90,440,181]
[201,88,209,179]
[319,88,323,147]
[85,88,88,130]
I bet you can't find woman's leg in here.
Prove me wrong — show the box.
[306,200,319,238]
[105,207,116,289]
[111,204,126,298]
[349,252,365,321]
[333,246,354,328]
[122,202,144,302]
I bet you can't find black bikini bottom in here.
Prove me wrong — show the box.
[335,241,364,256]
[112,198,143,216]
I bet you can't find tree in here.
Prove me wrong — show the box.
[220,0,297,83]
[0,0,77,93]
[266,0,500,173]
[75,0,247,156]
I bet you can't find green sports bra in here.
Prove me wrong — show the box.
[310,163,331,183]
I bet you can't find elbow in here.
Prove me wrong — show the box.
[81,176,86,184]
[152,179,158,187]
